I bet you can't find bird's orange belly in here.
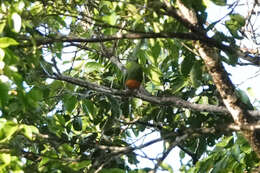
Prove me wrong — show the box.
[125,79,141,89]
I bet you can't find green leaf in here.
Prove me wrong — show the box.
[231,144,241,161]
[26,87,44,108]
[181,54,195,76]
[83,99,96,116]
[21,125,39,140]
[226,52,238,65]
[39,156,51,168]
[85,62,103,73]
[210,0,227,6]
[196,156,214,173]
[240,143,251,154]
[235,89,253,110]
[160,163,174,173]
[99,168,125,173]
[230,14,246,26]
[0,48,5,61]
[199,96,209,104]
[225,14,245,39]
[73,117,82,131]
[247,87,255,98]
[4,48,19,65]
[216,136,233,148]
[236,134,252,154]
[28,87,43,101]
[0,21,6,34]
[63,114,71,122]
[0,37,19,48]
[30,1,43,15]
[55,114,66,126]
[108,96,121,117]
[63,95,77,113]
[102,12,118,25]
[151,42,161,63]
[171,77,188,94]
[181,0,206,11]
[0,120,19,143]
[0,153,11,165]
[179,150,185,159]
[69,160,91,170]
[0,82,9,108]
[12,72,23,86]
[211,156,228,173]
[148,65,162,86]
[55,16,66,27]
[190,61,202,87]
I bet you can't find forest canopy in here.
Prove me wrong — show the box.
[0,0,260,172]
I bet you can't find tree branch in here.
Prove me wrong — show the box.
[161,0,260,66]
[47,73,260,118]
[151,142,176,173]
[91,127,215,173]
[19,28,260,66]
[174,0,260,157]
[19,32,201,46]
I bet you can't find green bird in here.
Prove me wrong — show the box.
[125,61,143,90]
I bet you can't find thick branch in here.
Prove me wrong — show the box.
[20,32,201,46]
[48,73,260,118]
[196,40,260,157]
[173,0,260,157]
[19,30,260,66]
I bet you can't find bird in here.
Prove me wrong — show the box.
[125,61,143,90]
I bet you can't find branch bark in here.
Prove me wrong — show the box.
[48,73,260,118]
[19,30,260,66]
[195,42,260,157]
[173,0,260,157]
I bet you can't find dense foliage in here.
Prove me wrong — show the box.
[0,0,260,172]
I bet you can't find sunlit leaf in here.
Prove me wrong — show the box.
[148,65,162,86]
[216,136,233,148]
[160,163,174,173]
[0,21,6,34]
[0,48,4,60]
[21,125,39,140]
[247,87,255,98]
[30,1,43,15]
[199,96,209,104]
[0,37,19,48]
[0,121,18,143]
[69,160,91,170]
[0,153,11,165]
[85,62,103,74]
[102,12,118,25]
[211,156,228,173]
[225,14,245,39]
